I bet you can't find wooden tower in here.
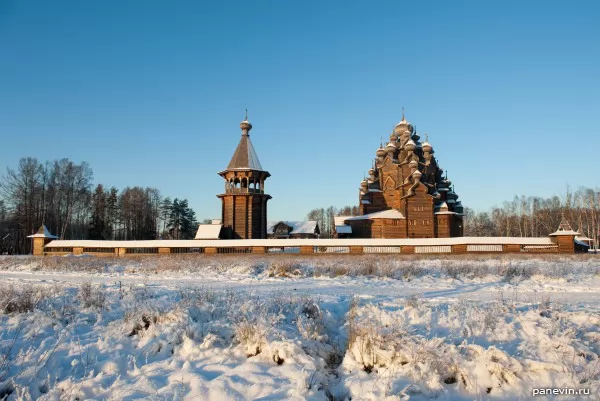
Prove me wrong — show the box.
[217,116,271,239]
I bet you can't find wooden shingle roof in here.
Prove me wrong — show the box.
[226,132,264,171]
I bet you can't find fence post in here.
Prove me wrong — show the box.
[349,246,363,254]
[252,246,266,254]
[300,246,313,255]
[401,245,415,254]
[503,244,520,253]
[451,244,467,254]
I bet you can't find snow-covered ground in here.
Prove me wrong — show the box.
[0,255,599,400]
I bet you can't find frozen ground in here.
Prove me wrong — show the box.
[0,255,599,400]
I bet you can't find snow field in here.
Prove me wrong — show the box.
[0,255,599,400]
[342,293,600,400]
[0,282,347,400]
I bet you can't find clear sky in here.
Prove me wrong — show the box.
[1,0,599,221]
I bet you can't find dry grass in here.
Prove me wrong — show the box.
[0,253,597,282]
[78,282,107,310]
[0,284,49,314]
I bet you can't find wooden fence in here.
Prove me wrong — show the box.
[40,235,579,256]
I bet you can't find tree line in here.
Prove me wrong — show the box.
[464,187,599,245]
[2,157,597,253]
[306,205,360,238]
[0,157,198,254]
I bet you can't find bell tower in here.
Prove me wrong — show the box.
[217,114,271,239]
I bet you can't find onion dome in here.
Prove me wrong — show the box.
[447,189,458,200]
[393,121,408,135]
[454,201,464,214]
[412,132,420,142]
[240,110,252,133]
[409,160,418,169]
[368,168,376,179]
[421,133,432,153]
[385,141,397,155]
[393,108,414,135]
[432,190,441,199]
[240,120,252,131]
[360,179,368,190]
[376,146,386,158]
[404,139,416,152]
[412,169,422,179]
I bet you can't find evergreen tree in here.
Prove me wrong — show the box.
[106,187,118,239]
[0,199,6,222]
[89,184,107,240]
[179,199,198,239]
[168,198,181,239]
[159,197,172,238]
[166,198,198,239]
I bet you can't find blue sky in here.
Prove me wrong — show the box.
[1,0,598,221]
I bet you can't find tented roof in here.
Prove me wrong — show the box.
[549,217,580,236]
[27,225,58,239]
[227,134,264,171]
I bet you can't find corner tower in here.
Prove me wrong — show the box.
[217,115,271,239]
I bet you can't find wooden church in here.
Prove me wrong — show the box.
[337,111,464,238]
